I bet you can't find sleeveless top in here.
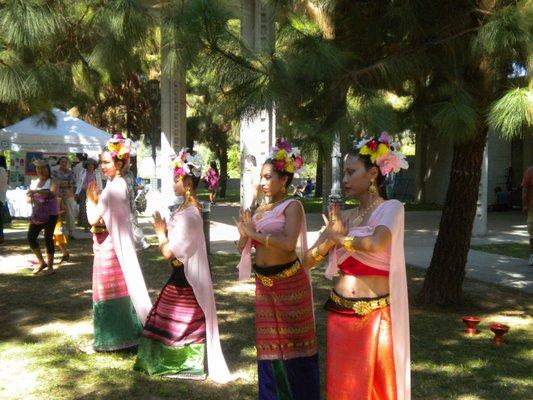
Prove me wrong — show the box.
[29,178,59,224]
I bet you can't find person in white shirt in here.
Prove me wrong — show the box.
[0,155,8,244]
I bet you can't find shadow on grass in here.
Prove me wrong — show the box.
[0,244,531,399]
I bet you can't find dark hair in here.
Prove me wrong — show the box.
[345,149,387,198]
[57,156,69,165]
[264,159,294,188]
[210,161,219,175]
[0,155,6,169]
[84,158,98,169]
[37,163,51,178]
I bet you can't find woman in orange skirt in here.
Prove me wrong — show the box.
[302,133,411,400]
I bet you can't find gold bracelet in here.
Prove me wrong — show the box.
[264,234,272,248]
[311,247,325,262]
[343,235,355,252]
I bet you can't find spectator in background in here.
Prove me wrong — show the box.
[0,155,7,244]
[521,166,533,266]
[52,157,77,240]
[204,161,220,205]
[303,178,315,198]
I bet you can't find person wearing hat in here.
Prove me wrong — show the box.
[27,159,60,275]
[76,158,103,232]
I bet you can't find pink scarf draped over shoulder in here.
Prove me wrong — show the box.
[167,205,232,384]
[88,177,152,324]
[236,198,308,280]
[326,200,411,400]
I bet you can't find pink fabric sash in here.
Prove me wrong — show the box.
[237,198,308,280]
[167,205,232,384]
[87,177,152,324]
[325,200,411,400]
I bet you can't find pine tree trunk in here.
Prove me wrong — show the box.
[417,126,488,306]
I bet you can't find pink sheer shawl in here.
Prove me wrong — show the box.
[326,200,411,400]
[167,205,232,384]
[237,198,309,280]
[88,177,152,323]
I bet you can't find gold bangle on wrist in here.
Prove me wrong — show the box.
[265,234,272,248]
[311,247,325,262]
[343,235,355,252]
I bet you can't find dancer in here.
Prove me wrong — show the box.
[302,132,410,400]
[236,138,320,400]
[134,149,231,383]
[86,133,152,351]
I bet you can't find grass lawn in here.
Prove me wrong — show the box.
[1,239,532,399]
[471,243,531,260]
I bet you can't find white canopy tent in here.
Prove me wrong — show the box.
[0,108,110,156]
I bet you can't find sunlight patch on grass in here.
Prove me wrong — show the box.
[29,319,93,337]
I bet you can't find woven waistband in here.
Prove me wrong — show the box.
[328,290,390,316]
[91,225,107,234]
[170,258,183,268]
[254,260,301,287]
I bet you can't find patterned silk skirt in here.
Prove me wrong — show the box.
[254,259,320,400]
[92,231,142,351]
[325,292,397,400]
[134,266,207,379]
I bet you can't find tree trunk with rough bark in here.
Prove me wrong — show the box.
[417,126,489,306]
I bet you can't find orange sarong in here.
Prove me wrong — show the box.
[326,305,397,400]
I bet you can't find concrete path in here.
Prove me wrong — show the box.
[1,204,531,294]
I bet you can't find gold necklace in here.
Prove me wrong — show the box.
[254,196,289,220]
[351,197,383,227]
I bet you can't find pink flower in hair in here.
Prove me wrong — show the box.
[376,151,408,175]
[293,155,304,170]
[273,159,287,171]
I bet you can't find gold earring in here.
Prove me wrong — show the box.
[368,180,378,195]
[185,187,191,199]
[281,186,286,194]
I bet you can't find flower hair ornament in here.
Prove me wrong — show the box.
[171,148,203,180]
[105,132,137,161]
[269,137,305,174]
[356,132,409,176]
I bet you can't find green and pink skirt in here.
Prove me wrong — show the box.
[134,266,207,379]
[92,231,142,351]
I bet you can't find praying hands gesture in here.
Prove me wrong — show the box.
[152,211,168,240]
[235,209,256,239]
[86,181,100,204]
[323,202,348,245]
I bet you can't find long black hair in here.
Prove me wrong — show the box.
[263,159,294,188]
[0,155,6,169]
[345,148,388,199]
[209,161,219,175]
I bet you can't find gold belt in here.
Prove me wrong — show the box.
[330,291,390,316]
[91,225,107,234]
[170,258,183,268]
[255,262,301,287]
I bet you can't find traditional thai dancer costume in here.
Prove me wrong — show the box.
[134,149,232,383]
[237,139,320,400]
[87,135,152,351]
[324,133,411,400]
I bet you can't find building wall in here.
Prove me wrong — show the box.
[421,131,531,206]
